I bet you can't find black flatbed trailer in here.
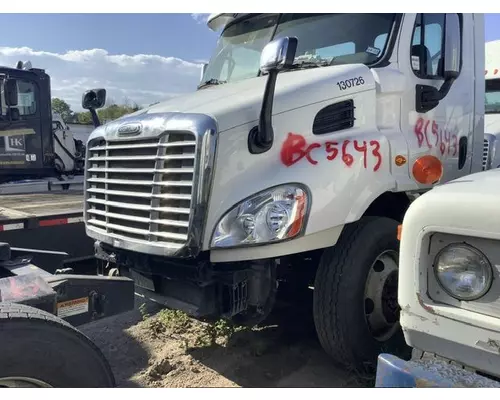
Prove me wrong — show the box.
[0,191,94,273]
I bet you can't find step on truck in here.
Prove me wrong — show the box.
[84,13,491,373]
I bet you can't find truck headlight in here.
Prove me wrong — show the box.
[434,243,493,301]
[211,185,309,248]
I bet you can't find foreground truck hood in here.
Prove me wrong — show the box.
[431,167,500,201]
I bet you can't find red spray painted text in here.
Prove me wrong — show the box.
[414,117,458,157]
[280,132,382,171]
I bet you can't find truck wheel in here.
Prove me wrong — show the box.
[313,216,411,375]
[0,303,115,387]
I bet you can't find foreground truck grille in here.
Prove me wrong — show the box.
[85,133,196,250]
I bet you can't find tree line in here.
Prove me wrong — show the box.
[51,97,159,125]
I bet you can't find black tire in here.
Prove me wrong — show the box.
[313,216,411,375]
[0,302,115,388]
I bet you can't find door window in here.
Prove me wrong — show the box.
[0,79,37,119]
[410,14,462,79]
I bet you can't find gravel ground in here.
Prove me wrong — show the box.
[80,292,372,388]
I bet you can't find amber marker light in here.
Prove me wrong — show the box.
[412,155,443,184]
[395,155,407,166]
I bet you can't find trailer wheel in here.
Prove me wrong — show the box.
[313,216,411,375]
[0,303,115,388]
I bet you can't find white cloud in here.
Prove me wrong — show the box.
[191,13,211,24]
[0,46,203,111]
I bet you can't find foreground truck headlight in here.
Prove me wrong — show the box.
[434,243,493,301]
[211,184,309,248]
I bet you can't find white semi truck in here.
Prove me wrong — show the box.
[484,40,500,170]
[374,39,500,388]
[83,13,493,373]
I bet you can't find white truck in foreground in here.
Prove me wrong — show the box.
[375,167,500,387]
[83,13,492,373]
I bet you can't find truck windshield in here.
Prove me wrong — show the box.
[200,13,397,88]
[485,78,500,114]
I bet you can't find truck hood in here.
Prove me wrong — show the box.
[432,168,500,199]
[125,63,375,133]
[402,168,500,240]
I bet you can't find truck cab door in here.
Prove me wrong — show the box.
[0,74,44,173]
[398,13,473,186]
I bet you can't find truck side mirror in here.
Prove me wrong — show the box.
[259,36,298,74]
[4,78,18,107]
[443,13,461,79]
[82,88,106,110]
[248,37,298,155]
[82,88,106,128]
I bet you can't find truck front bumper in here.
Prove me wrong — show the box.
[375,353,500,388]
[94,240,276,321]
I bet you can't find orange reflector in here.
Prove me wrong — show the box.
[287,194,307,238]
[395,155,407,166]
[412,155,443,185]
[397,224,402,241]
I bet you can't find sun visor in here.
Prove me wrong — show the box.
[207,13,246,31]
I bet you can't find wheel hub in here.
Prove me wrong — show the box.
[363,249,400,342]
[0,377,52,388]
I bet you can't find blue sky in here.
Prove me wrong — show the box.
[1,13,499,110]
[0,14,219,62]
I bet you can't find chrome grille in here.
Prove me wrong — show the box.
[483,138,490,170]
[85,132,196,249]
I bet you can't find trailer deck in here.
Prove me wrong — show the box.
[0,191,92,273]
[0,192,83,221]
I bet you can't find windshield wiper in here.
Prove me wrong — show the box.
[198,78,227,90]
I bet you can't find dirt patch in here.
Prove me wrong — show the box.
[81,294,371,388]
